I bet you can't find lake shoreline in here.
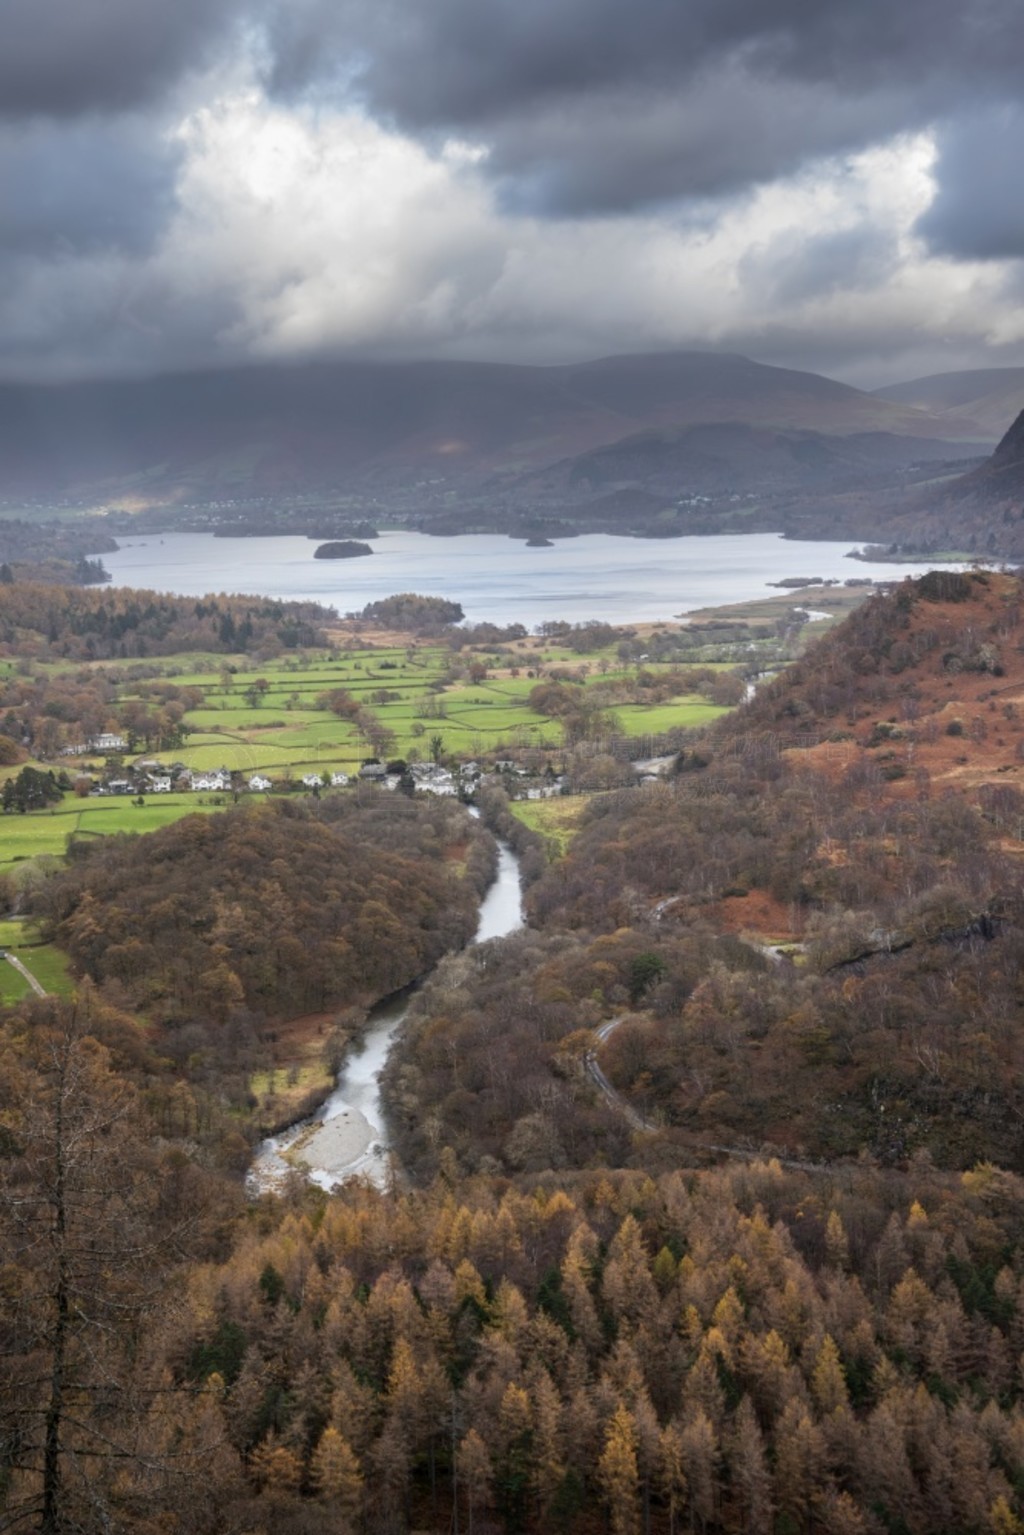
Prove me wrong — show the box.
[102,529,957,629]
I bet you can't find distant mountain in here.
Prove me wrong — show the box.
[873,368,1024,439]
[0,351,993,511]
[856,408,1024,563]
[521,420,977,502]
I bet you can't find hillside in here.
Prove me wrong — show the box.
[0,351,990,516]
[442,570,1024,1172]
[874,367,1024,439]
[722,568,1024,797]
[945,406,1024,508]
[520,421,973,504]
[9,574,1024,1533]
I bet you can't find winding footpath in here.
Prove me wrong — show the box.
[2,951,46,997]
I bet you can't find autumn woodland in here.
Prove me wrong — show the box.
[7,572,1024,1533]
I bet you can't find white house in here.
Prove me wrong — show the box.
[248,774,272,792]
[192,770,229,792]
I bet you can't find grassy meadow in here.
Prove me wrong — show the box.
[0,918,74,1001]
[510,795,592,856]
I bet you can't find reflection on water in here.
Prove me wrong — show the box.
[102,530,937,628]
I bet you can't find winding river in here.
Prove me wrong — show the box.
[249,835,524,1191]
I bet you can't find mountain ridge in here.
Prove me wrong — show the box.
[873,366,1024,439]
[0,350,993,510]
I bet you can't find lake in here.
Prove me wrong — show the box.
[103,530,946,627]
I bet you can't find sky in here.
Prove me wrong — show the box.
[3,0,1024,390]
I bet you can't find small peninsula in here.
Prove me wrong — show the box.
[313,539,373,560]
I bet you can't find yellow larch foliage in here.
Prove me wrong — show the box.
[310,1426,362,1513]
[598,1402,640,1535]
[811,1334,850,1416]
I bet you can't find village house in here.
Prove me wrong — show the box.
[191,769,230,792]
[408,762,457,796]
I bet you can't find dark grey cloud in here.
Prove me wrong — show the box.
[485,75,902,215]
[916,107,1024,261]
[0,0,1022,387]
[0,119,180,257]
[264,0,1024,214]
[0,0,244,119]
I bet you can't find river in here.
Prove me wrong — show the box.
[249,836,524,1191]
[102,530,948,628]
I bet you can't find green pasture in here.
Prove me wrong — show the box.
[74,644,735,770]
[510,795,592,857]
[73,799,226,837]
[2,638,743,875]
[0,794,226,872]
[0,814,72,864]
[612,699,728,733]
[0,918,75,1001]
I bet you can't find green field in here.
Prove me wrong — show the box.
[0,918,74,1000]
[510,795,593,857]
[45,642,733,780]
[1,637,737,874]
[0,795,227,873]
[612,698,726,733]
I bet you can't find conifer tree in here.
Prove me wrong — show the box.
[310,1425,363,1517]
[0,1002,195,1533]
[598,1402,641,1535]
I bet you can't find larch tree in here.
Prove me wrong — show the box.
[657,1421,688,1535]
[726,1396,772,1535]
[458,1427,492,1535]
[0,1001,196,1533]
[597,1402,641,1535]
[310,1425,363,1518]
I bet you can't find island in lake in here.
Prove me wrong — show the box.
[313,540,373,559]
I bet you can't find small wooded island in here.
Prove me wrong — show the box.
[313,539,373,559]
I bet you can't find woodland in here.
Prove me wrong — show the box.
[0,582,332,662]
[6,572,1024,1533]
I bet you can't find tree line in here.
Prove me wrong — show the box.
[0,581,332,662]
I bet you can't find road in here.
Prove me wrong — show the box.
[586,1012,828,1175]
[584,1017,654,1132]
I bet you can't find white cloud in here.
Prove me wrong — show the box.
[1,73,1022,384]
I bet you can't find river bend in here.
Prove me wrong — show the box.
[249,838,523,1190]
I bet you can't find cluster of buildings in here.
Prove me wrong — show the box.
[85,759,479,799]
[88,762,351,797]
[75,750,573,802]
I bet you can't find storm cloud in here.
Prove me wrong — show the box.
[265,0,1024,214]
[917,107,1024,262]
[0,0,1022,384]
[0,0,248,119]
